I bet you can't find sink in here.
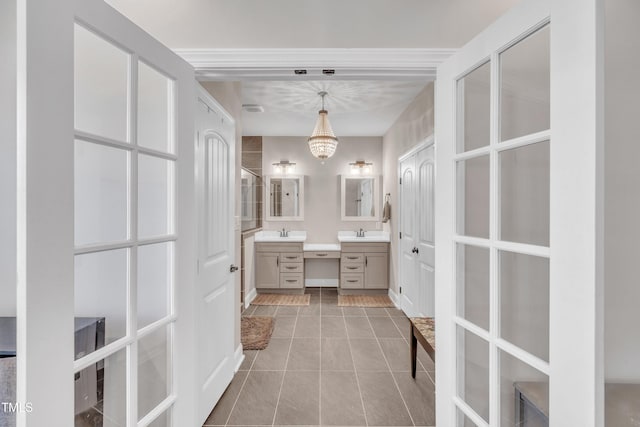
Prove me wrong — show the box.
[337,230,390,243]
[255,230,307,242]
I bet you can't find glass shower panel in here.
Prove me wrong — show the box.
[457,155,490,239]
[457,326,490,422]
[74,24,129,142]
[138,61,174,154]
[456,244,490,331]
[499,141,550,247]
[500,251,550,362]
[457,61,491,153]
[74,348,126,427]
[74,140,129,246]
[500,25,550,141]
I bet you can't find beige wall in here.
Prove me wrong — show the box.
[604,0,640,381]
[200,81,243,350]
[382,83,435,295]
[0,0,16,315]
[262,136,383,242]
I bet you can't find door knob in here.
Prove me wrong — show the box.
[412,247,419,254]
[230,264,239,273]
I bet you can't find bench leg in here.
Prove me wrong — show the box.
[410,325,417,379]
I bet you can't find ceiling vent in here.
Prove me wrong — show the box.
[242,104,265,113]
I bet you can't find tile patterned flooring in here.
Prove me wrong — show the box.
[203,288,436,427]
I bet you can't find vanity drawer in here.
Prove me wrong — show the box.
[256,243,303,253]
[280,273,304,289]
[341,253,364,263]
[281,262,303,273]
[281,252,304,262]
[341,263,364,273]
[304,251,341,259]
[341,273,364,289]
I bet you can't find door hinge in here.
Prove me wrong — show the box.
[197,260,200,274]
[400,286,402,294]
[399,232,402,239]
[399,177,402,185]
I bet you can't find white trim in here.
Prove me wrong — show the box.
[233,344,245,373]
[398,135,435,163]
[305,279,339,287]
[340,174,380,221]
[175,48,457,81]
[244,288,257,309]
[388,287,401,309]
[265,174,305,221]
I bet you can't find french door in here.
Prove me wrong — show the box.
[435,1,604,426]
[17,0,197,425]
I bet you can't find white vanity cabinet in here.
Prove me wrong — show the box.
[340,242,389,291]
[255,242,305,290]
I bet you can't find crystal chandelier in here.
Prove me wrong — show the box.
[308,91,339,160]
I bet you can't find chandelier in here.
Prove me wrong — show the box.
[308,91,339,160]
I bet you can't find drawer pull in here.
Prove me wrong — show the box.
[316,253,328,257]
[347,280,358,283]
[285,256,298,259]
[285,266,297,270]
[346,266,358,270]
[286,279,297,283]
[346,256,359,260]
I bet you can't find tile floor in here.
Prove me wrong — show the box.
[203,288,436,427]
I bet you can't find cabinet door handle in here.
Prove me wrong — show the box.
[276,256,279,266]
[316,253,328,257]
[365,256,368,266]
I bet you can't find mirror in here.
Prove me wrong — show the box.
[341,175,380,221]
[265,175,304,221]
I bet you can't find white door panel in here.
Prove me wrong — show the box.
[400,159,418,316]
[196,87,236,424]
[417,147,435,316]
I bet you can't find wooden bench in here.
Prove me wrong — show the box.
[409,317,435,378]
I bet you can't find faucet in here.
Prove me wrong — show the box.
[280,227,288,237]
[357,228,365,237]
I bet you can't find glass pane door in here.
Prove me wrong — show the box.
[454,23,551,427]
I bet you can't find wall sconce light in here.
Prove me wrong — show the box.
[273,160,296,174]
[349,160,373,175]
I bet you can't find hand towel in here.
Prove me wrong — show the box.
[382,200,391,223]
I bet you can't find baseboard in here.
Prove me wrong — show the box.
[388,287,401,309]
[305,279,338,287]
[245,288,257,309]
[233,344,245,373]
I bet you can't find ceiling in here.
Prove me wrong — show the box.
[105,0,521,137]
[241,80,430,136]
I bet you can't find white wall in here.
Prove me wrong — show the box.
[382,84,435,294]
[200,81,244,351]
[105,0,518,50]
[262,136,383,242]
[604,0,640,381]
[0,0,16,316]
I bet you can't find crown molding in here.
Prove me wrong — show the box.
[173,48,457,81]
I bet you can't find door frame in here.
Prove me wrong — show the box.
[397,136,434,316]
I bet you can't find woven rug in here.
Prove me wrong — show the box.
[252,294,310,306]
[338,295,395,308]
[241,316,274,350]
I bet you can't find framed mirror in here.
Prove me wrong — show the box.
[265,175,304,221]
[341,175,380,221]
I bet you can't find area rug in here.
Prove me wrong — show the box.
[241,316,274,350]
[251,294,310,306]
[338,295,395,308]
